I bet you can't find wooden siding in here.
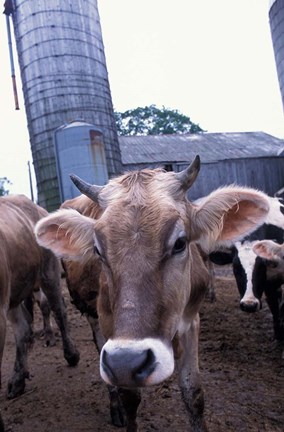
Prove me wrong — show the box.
[185,157,284,200]
[122,157,284,200]
[120,132,284,199]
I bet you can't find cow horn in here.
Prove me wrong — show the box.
[70,174,103,201]
[175,155,200,190]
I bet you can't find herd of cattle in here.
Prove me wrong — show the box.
[0,155,283,432]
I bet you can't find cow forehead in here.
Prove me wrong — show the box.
[94,170,189,255]
[235,241,257,269]
[96,169,188,231]
[96,202,184,251]
[98,168,184,209]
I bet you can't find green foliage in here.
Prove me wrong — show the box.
[114,105,204,136]
[0,177,12,196]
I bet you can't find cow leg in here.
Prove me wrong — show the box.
[34,288,56,347]
[40,250,80,366]
[0,309,6,431]
[177,314,208,432]
[87,315,105,353]
[207,260,216,303]
[23,293,34,322]
[87,316,127,427]
[0,413,4,432]
[7,303,33,399]
[0,309,6,389]
[118,388,141,432]
[264,283,284,342]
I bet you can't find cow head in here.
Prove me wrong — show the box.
[210,198,284,313]
[210,241,275,313]
[35,156,270,388]
[253,240,284,291]
[210,244,262,312]
[233,241,267,312]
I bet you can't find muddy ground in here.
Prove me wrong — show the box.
[0,266,283,432]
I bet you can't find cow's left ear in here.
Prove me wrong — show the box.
[253,240,284,261]
[191,186,270,251]
[35,209,96,260]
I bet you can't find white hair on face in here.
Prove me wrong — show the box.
[264,197,284,229]
[100,337,174,387]
[236,241,259,305]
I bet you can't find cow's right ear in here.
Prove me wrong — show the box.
[35,209,96,260]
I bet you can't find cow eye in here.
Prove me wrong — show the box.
[172,237,187,255]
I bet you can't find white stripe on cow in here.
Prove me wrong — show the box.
[235,241,260,309]
[265,198,284,228]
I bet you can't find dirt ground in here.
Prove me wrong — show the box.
[0,266,283,432]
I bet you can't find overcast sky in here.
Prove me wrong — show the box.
[0,0,283,198]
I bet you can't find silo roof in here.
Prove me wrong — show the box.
[56,120,102,130]
[118,131,284,165]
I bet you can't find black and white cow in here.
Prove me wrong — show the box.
[210,196,284,342]
[253,239,284,351]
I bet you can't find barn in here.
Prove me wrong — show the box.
[119,131,284,200]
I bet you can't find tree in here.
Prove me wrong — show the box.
[114,105,204,136]
[0,177,12,196]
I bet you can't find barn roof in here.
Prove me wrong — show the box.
[118,131,284,165]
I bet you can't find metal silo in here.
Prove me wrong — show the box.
[54,120,108,202]
[9,0,122,211]
[269,0,284,112]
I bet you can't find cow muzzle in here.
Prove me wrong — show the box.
[240,298,261,313]
[100,338,174,388]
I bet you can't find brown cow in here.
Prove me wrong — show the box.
[35,156,270,432]
[0,194,79,429]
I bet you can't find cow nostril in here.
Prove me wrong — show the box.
[101,347,157,386]
[133,349,156,384]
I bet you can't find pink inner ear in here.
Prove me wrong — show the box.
[220,200,268,241]
[38,223,65,244]
[253,244,272,260]
[37,223,74,256]
[36,223,57,243]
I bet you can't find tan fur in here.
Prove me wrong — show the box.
[34,165,271,432]
[0,195,45,309]
[0,194,79,403]
[35,171,271,343]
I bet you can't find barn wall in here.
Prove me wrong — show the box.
[183,157,284,200]
[123,157,284,200]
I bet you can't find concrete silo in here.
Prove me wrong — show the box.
[8,0,122,210]
[269,0,284,112]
